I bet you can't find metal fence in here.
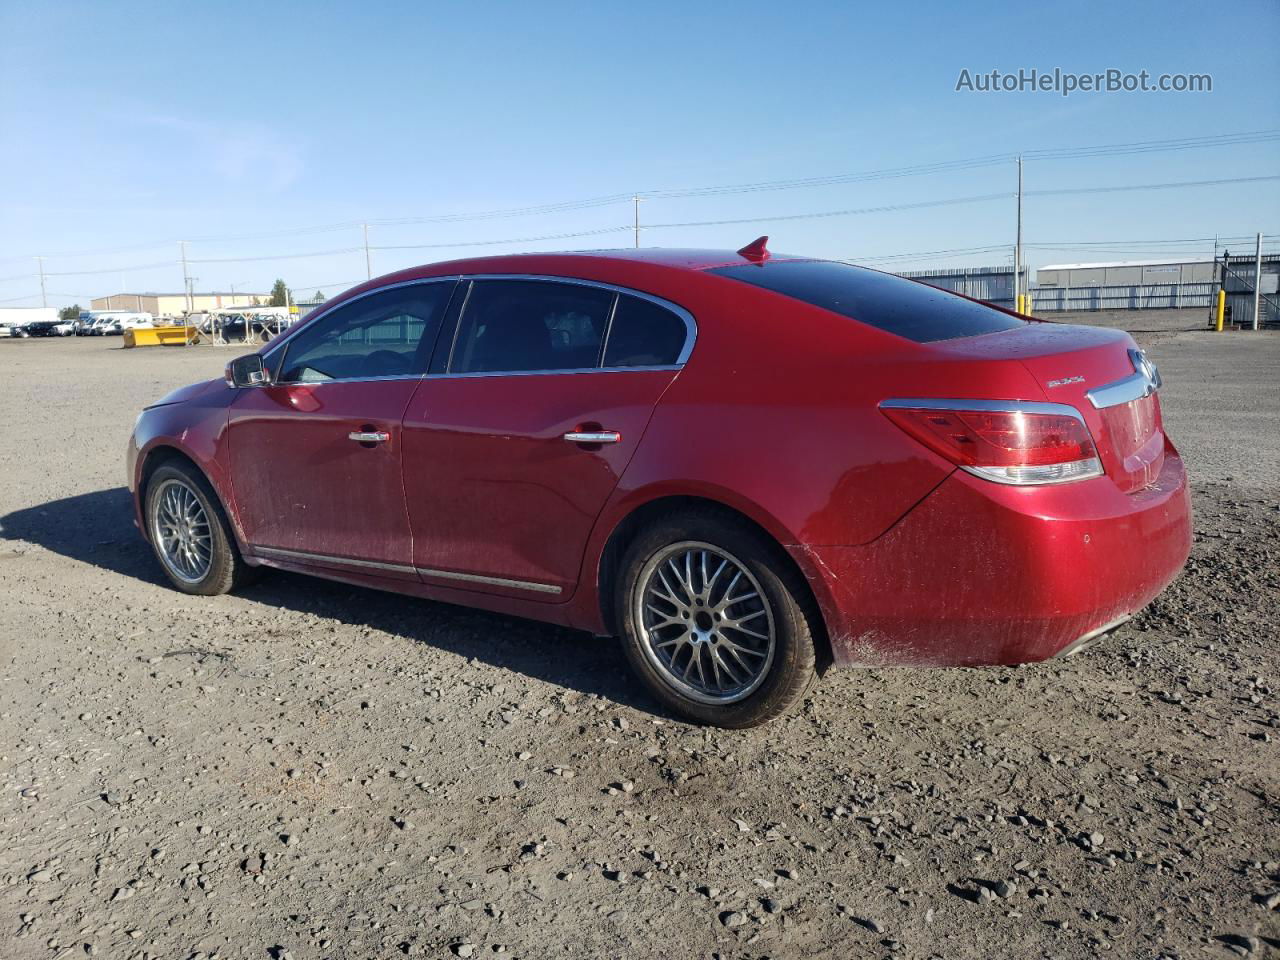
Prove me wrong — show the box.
[898,265,1218,312]
[1030,282,1216,312]
[1220,255,1280,329]
[897,266,1021,309]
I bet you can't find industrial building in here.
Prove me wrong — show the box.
[91,291,270,316]
[1035,258,1215,287]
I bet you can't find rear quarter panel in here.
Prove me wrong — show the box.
[564,275,1051,632]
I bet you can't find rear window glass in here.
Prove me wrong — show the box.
[709,259,1025,343]
[603,295,688,367]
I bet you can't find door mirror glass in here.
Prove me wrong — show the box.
[226,354,268,387]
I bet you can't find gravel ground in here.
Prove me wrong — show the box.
[1,316,1277,960]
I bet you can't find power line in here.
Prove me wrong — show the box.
[646,193,1010,230]
[1027,234,1278,246]
[189,247,364,264]
[42,260,177,277]
[1,171,1274,283]
[1022,129,1280,160]
[1027,174,1280,197]
[3,128,1276,264]
[845,244,1014,263]
[371,226,632,252]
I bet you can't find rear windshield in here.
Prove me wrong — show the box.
[709,259,1025,343]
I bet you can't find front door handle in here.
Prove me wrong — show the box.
[348,431,390,444]
[563,430,621,444]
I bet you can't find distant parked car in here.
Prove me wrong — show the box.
[53,320,76,336]
[0,322,30,338]
[128,243,1192,727]
[22,319,63,337]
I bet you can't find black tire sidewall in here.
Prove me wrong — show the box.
[617,513,817,728]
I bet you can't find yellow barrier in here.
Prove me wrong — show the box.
[1215,289,1226,332]
[123,326,198,347]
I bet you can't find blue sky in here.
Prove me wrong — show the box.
[1,0,1278,307]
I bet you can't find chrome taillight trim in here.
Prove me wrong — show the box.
[879,397,1087,424]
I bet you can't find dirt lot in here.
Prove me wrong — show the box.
[1,312,1277,960]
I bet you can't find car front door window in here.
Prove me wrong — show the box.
[277,283,453,383]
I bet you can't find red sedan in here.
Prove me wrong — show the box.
[127,240,1192,727]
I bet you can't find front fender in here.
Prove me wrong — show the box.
[129,391,241,549]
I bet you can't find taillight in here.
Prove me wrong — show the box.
[881,400,1103,485]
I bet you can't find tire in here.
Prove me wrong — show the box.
[616,511,819,728]
[144,462,252,595]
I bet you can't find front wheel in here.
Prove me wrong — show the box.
[145,462,252,595]
[617,512,819,727]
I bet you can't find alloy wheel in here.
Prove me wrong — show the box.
[151,478,213,584]
[634,541,777,705]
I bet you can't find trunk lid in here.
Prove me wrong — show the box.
[933,322,1165,493]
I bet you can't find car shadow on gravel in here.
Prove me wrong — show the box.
[0,487,664,715]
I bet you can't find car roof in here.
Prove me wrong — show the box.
[304,244,830,322]
[413,247,799,275]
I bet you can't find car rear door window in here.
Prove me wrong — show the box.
[709,259,1025,343]
[276,282,453,383]
[603,294,688,367]
[448,280,614,374]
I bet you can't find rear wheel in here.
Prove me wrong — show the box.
[617,512,819,727]
[145,462,251,595]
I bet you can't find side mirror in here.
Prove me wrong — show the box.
[225,354,268,388]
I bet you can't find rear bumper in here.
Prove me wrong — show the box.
[790,439,1192,667]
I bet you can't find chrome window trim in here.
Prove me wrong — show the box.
[261,275,461,383]
[269,373,427,387]
[449,273,697,372]
[260,273,697,384]
[427,364,682,380]
[878,397,1087,424]
[1086,349,1162,409]
[252,544,562,595]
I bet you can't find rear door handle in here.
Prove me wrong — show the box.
[348,431,390,444]
[563,430,621,444]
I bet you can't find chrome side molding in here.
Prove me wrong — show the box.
[1086,349,1161,409]
[416,567,563,595]
[251,544,562,595]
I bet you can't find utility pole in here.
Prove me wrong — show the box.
[1014,155,1023,312]
[632,196,642,249]
[179,241,192,314]
[1252,232,1263,331]
[363,223,372,280]
[35,257,47,307]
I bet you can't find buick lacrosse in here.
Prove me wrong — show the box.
[127,240,1191,726]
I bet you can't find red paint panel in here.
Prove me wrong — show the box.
[402,371,676,598]
[225,380,419,575]
[792,440,1191,667]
